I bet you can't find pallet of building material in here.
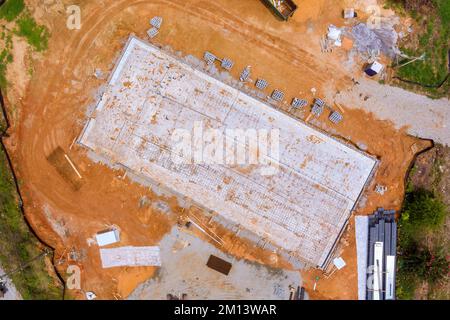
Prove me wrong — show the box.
[240,66,251,82]
[221,58,234,70]
[99,246,161,268]
[329,111,343,124]
[311,103,324,117]
[204,51,216,65]
[291,98,308,109]
[147,27,159,39]
[271,89,285,101]
[255,79,268,90]
[150,16,163,29]
[314,98,325,108]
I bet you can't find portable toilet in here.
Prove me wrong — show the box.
[365,61,384,76]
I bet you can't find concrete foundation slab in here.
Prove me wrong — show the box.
[79,36,377,267]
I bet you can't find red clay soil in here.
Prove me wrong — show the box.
[2,0,429,299]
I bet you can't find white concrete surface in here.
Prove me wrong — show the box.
[99,246,161,268]
[355,215,369,300]
[80,36,377,267]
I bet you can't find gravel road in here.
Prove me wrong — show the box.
[332,78,449,145]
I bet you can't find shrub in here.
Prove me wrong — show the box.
[15,14,49,52]
[0,0,24,22]
[401,189,447,233]
[399,244,449,284]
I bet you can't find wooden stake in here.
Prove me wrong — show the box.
[334,102,345,114]
[69,137,77,150]
[64,154,82,179]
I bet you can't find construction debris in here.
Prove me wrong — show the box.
[99,246,161,268]
[375,184,388,195]
[289,286,306,300]
[94,69,104,80]
[351,23,400,59]
[167,293,188,300]
[327,25,343,47]
[86,291,97,300]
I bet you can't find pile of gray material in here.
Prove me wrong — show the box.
[351,23,399,59]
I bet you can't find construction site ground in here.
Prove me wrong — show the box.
[129,226,302,300]
[2,0,436,299]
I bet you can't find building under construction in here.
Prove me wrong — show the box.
[78,36,377,269]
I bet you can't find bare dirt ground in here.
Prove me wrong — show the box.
[2,0,431,299]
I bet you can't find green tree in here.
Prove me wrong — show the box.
[401,189,447,232]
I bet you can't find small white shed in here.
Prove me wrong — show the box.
[365,61,384,76]
[95,229,120,247]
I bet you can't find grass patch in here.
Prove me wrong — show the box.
[397,188,449,299]
[0,119,62,299]
[0,0,24,22]
[0,32,13,88]
[0,1,50,87]
[387,0,450,97]
[15,14,49,52]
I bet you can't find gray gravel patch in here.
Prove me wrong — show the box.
[0,266,22,300]
[128,227,302,300]
[334,78,450,145]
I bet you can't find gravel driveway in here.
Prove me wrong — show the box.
[333,78,450,145]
